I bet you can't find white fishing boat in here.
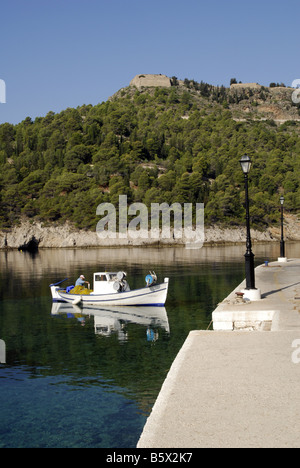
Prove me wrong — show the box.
[50,271,169,306]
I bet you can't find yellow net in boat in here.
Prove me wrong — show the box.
[69,285,93,295]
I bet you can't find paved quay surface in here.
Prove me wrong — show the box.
[213,258,300,331]
[137,259,300,448]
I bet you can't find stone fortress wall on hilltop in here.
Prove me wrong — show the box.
[130,74,172,89]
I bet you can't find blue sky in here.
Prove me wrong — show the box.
[0,0,299,124]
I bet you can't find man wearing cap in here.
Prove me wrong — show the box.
[75,275,89,287]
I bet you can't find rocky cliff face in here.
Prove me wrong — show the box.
[1,215,299,250]
[229,86,300,122]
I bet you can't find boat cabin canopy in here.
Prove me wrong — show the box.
[94,272,126,282]
[92,272,128,295]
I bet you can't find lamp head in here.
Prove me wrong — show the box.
[280,196,284,205]
[240,154,252,174]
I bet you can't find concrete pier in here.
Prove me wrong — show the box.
[137,259,300,448]
[213,258,300,331]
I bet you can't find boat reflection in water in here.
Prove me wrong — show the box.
[51,303,170,342]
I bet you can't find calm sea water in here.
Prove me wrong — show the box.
[0,243,299,448]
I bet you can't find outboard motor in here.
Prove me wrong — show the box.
[145,271,157,287]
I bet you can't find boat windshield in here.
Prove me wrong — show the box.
[94,274,107,281]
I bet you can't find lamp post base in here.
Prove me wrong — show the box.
[242,288,262,301]
[244,251,255,290]
[278,257,287,263]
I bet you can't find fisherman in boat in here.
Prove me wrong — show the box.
[75,275,90,289]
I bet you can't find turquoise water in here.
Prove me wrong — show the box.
[0,244,295,448]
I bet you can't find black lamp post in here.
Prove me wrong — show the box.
[280,196,285,258]
[240,154,255,290]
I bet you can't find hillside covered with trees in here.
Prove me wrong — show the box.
[0,79,300,232]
